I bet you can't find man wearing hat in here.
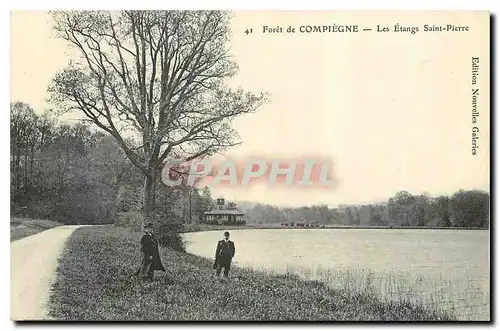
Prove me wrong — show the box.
[136,223,165,281]
[213,231,236,277]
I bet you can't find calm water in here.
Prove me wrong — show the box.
[184,229,490,320]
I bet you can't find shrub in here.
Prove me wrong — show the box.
[154,204,186,252]
[115,212,143,232]
[156,217,185,252]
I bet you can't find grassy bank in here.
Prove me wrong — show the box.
[10,217,63,241]
[49,225,454,321]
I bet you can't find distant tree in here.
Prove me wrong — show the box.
[191,189,205,223]
[316,204,330,224]
[351,206,360,225]
[10,102,39,204]
[371,214,382,226]
[394,191,415,205]
[388,191,417,226]
[374,204,390,226]
[449,190,489,228]
[345,207,354,225]
[435,196,451,227]
[329,208,341,224]
[411,194,430,227]
[201,186,213,212]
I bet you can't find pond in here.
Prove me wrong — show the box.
[184,228,489,320]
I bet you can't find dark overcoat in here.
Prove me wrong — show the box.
[136,232,165,277]
[214,239,235,267]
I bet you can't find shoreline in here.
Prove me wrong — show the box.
[182,223,488,233]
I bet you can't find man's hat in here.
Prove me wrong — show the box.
[224,231,230,236]
[144,223,154,229]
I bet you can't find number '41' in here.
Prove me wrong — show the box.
[245,28,253,35]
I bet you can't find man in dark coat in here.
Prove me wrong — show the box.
[136,223,165,281]
[214,231,235,277]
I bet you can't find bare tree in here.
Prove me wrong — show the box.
[49,10,268,224]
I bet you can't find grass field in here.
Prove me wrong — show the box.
[10,217,63,241]
[48,225,454,321]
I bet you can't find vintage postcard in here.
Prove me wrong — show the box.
[10,10,490,322]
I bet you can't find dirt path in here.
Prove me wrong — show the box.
[10,225,82,321]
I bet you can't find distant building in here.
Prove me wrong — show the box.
[204,198,246,225]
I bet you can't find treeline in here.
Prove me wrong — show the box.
[239,190,490,229]
[10,102,212,227]
[11,102,489,230]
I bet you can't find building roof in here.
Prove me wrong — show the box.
[205,209,245,215]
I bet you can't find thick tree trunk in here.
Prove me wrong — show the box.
[143,171,157,227]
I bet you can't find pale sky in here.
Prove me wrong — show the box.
[10,11,490,206]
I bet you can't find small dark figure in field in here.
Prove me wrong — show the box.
[213,231,235,277]
[135,223,165,281]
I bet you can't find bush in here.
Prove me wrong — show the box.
[154,202,186,252]
[156,217,185,252]
[115,209,185,252]
[115,212,143,232]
